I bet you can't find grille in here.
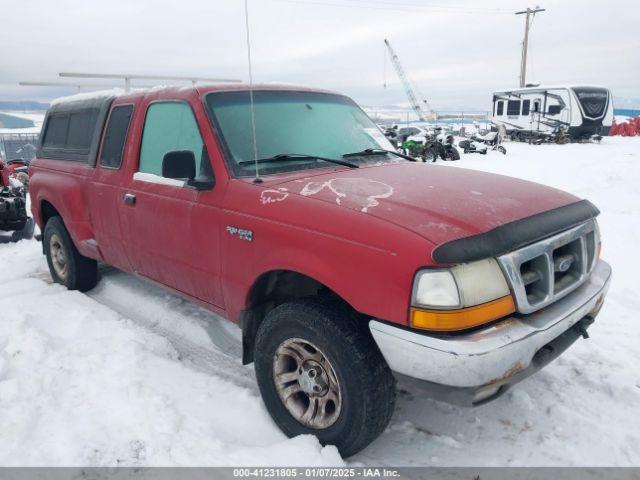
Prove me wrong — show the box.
[498,220,599,314]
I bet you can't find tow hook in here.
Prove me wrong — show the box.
[577,316,595,339]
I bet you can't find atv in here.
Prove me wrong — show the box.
[0,160,34,243]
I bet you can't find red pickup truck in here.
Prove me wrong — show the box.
[29,85,611,456]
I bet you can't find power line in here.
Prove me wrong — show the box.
[334,0,510,13]
[273,0,511,15]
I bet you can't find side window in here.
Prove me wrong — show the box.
[522,100,531,116]
[496,101,504,116]
[100,105,134,169]
[42,114,69,147]
[548,104,562,115]
[507,100,521,116]
[533,100,540,113]
[42,109,100,152]
[67,110,99,151]
[139,102,203,177]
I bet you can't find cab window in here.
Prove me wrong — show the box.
[139,102,204,176]
[100,105,133,169]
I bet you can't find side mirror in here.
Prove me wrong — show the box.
[162,150,196,181]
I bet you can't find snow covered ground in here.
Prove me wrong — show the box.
[1,137,639,466]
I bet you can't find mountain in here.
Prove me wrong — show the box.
[0,100,49,111]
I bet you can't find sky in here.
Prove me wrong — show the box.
[1,0,639,110]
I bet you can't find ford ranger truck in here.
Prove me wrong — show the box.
[29,86,611,457]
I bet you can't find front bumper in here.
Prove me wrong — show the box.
[369,260,611,406]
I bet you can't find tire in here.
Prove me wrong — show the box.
[424,148,437,163]
[43,216,98,292]
[447,147,461,161]
[10,217,34,242]
[254,297,396,457]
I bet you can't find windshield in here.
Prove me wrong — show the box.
[572,87,609,119]
[205,90,397,176]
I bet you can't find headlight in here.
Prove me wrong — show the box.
[410,259,515,331]
[412,270,460,308]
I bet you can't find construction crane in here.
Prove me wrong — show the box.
[383,38,435,122]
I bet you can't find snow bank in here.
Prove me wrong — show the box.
[0,242,342,466]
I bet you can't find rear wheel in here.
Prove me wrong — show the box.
[44,217,98,292]
[447,146,461,161]
[254,297,396,457]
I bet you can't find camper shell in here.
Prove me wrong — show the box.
[491,85,613,141]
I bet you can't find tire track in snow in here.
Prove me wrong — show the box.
[86,268,257,392]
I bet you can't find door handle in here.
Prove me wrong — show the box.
[123,193,136,205]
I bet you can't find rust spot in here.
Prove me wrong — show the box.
[493,318,519,330]
[488,361,526,386]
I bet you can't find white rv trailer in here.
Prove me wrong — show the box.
[491,85,613,141]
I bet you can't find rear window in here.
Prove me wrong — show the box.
[100,105,134,169]
[42,108,101,155]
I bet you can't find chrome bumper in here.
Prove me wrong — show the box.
[369,260,611,405]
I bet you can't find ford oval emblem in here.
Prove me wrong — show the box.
[557,258,573,272]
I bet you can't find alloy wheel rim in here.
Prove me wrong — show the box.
[273,337,342,429]
[49,233,68,280]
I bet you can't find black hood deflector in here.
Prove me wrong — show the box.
[432,199,600,264]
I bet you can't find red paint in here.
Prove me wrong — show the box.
[29,85,581,326]
[0,160,9,186]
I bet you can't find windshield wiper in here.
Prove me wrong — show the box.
[238,153,359,169]
[342,148,417,162]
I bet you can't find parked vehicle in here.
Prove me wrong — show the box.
[5,158,30,189]
[492,85,613,142]
[383,125,399,148]
[400,128,459,162]
[30,85,611,457]
[459,126,507,155]
[397,125,427,144]
[400,137,436,162]
[0,160,34,242]
[434,130,460,160]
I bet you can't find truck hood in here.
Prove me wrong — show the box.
[271,162,580,248]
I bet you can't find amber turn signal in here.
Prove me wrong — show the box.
[410,295,516,332]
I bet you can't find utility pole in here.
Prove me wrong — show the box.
[515,6,545,87]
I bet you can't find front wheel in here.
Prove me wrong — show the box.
[423,147,437,162]
[44,216,98,292]
[254,297,396,457]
